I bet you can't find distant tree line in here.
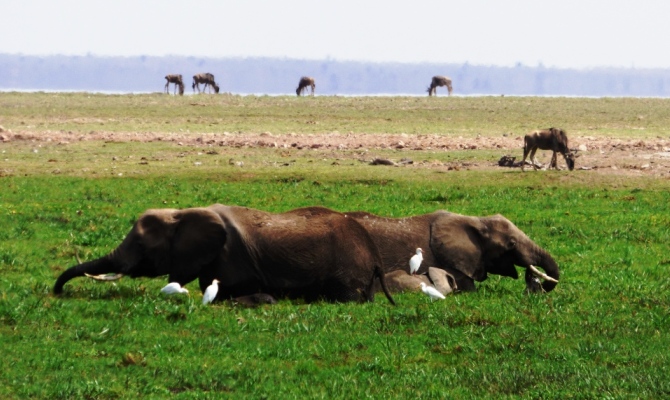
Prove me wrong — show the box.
[1,54,669,97]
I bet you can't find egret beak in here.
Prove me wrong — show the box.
[529,265,559,283]
[85,273,124,281]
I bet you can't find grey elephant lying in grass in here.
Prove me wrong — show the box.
[376,267,458,296]
[54,205,395,305]
[349,211,560,293]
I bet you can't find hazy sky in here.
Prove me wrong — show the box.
[3,0,670,69]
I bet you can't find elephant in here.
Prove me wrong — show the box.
[377,267,457,296]
[54,205,396,304]
[348,211,560,293]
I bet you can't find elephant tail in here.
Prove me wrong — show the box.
[375,265,396,306]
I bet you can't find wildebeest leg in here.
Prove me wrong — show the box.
[521,146,530,171]
[550,151,557,169]
[530,147,540,170]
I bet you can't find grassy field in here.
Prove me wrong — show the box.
[3,92,670,137]
[1,93,669,398]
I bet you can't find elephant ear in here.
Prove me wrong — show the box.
[427,267,456,295]
[170,208,227,266]
[136,207,227,283]
[430,213,489,281]
[137,209,179,252]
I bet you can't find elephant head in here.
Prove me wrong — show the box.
[54,208,228,295]
[430,213,559,293]
[350,211,560,293]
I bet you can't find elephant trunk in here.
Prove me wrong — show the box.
[527,247,560,293]
[53,256,119,294]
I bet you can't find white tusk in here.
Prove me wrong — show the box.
[85,273,124,281]
[529,265,559,283]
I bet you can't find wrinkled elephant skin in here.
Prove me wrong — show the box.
[379,267,457,295]
[349,210,560,293]
[54,205,395,304]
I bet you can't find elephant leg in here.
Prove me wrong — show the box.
[168,268,199,288]
[322,277,366,303]
[443,268,476,291]
[229,293,277,308]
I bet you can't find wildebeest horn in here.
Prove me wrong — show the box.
[85,273,124,281]
[529,265,559,283]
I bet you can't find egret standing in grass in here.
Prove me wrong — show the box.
[409,248,423,275]
[202,279,220,305]
[420,282,446,302]
[160,282,189,295]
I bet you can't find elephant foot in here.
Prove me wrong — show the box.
[229,293,278,308]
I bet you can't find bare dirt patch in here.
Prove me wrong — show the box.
[3,129,670,178]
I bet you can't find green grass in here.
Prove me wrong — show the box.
[1,94,669,398]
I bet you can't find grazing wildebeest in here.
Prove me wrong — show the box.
[296,76,315,96]
[164,74,184,95]
[192,73,220,94]
[521,128,576,171]
[427,75,453,96]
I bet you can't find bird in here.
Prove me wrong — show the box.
[409,248,423,275]
[420,282,446,302]
[160,282,188,295]
[202,279,220,305]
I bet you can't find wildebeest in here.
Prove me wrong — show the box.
[164,74,184,95]
[192,73,220,94]
[427,75,453,96]
[296,76,315,96]
[522,128,575,171]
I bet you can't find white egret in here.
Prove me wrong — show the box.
[160,282,189,295]
[420,282,446,302]
[409,248,423,275]
[202,279,220,305]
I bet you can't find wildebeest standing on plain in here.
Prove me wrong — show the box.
[521,127,576,171]
[164,74,185,95]
[192,73,220,94]
[427,75,453,96]
[296,76,315,96]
